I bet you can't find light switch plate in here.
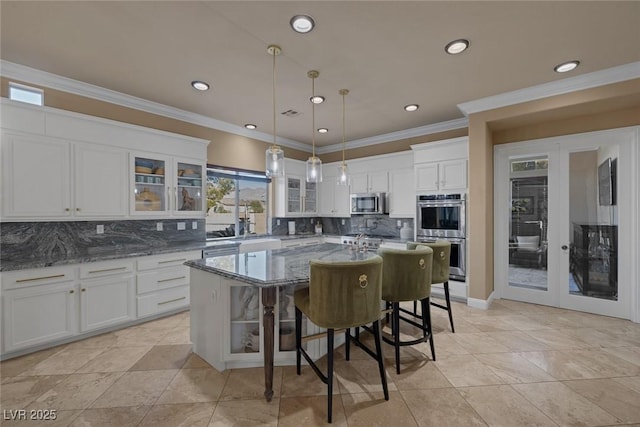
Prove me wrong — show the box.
[177,222,186,230]
[156,222,163,231]
[96,224,104,234]
[192,221,198,229]
[341,219,345,225]
[277,219,280,226]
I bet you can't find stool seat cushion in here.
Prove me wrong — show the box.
[407,240,451,284]
[377,246,433,302]
[294,256,383,329]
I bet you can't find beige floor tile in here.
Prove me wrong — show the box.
[278,395,348,426]
[75,346,152,373]
[218,367,283,401]
[30,372,123,410]
[613,376,640,394]
[280,362,340,397]
[182,353,215,369]
[334,358,397,395]
[90,369,178,408]
[569,349,640,377]
[386,359,452,390]
[484,330,552,352]
[0,409,82,427]
[564,378,640,423]
[0,375,68,409]
[563,327,640,348]
[112,325,167,347]
[519,350,604,380]
[474,352,556,384]
[156,368,229,404]
[158,327,192,345]
[129,344,192,371]
[208,398,279,426]
[70,406,150,427]
[522,329,592,350]
[139,402,216,427]
[401,388,487,427]
[511,381,619,426]
[456,315,517,332]
[19,348,106,376]
[451,332,512,353]
[430,334,471,356]
[141,314,186,330]
[1,346,66,377]
[459,384,557,426]
[434,355,504,387]
[62,332,118,350]
[601,346,640,367]
[495,314,554,331]
[341,390,418,427]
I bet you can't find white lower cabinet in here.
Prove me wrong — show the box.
[80,275,135,333]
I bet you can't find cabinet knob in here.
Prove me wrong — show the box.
[81,288,86,292]
[69,289,75,294]
[561,245,569,250]
[65,208,70,212]
[76,208,81,211]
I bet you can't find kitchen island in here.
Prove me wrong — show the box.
[185,243,378,402]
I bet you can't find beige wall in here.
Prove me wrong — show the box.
[466,78,640,301]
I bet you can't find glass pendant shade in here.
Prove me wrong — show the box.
[265,145,284,177]
[306,156,322,183]
[337,163,349,185]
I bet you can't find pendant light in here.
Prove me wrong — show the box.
[306,70,322,183]
[337,89,349,186]
[265,45,284,177]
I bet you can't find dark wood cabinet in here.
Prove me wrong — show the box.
[570,223,617,299]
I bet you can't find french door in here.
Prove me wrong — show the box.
[494,127,638,319]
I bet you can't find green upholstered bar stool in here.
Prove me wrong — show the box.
[294,256,388,423]
[408,240,455,333]
[377,246,435,374]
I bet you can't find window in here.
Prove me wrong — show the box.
[8,82,44,106]
[206,166,270,238]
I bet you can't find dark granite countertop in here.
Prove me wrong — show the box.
[186,243,379,287]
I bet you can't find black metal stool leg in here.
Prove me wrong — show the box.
[327,329,334,424]
[444,281,455,333]
[425,298,436,361]
[295,306,302,375]
[345,328,351,361]
[393,302,401,375]
[372,319,389,401]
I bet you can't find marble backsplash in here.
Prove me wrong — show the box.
[1,219,206,271]
[272,216,413,238]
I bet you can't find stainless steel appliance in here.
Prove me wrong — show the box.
[350,193,387,215]
[416,236,466,281]
[416,193,465,239]
[340,235,385,251]
[416,193,466,281]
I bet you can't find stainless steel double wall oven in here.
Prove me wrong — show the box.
[416,193,466,281]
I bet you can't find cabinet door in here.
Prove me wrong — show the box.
[334,183,350,217]
[2,134,71,218]
[175,159,205,216]
[415,163,439,192]
[318,181,334,216]
[368,171,389,193]
[131,153,169,215]
[75,143,128,217]
[2,281,77,352]
[389,169,415,217]
[80,275,135,332]
[350,173,368,194]
[226,284,262,358]
[303,181,317,214]
[286,176,302,214]
[439,159,467,191]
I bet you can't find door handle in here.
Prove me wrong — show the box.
[561,245,569,250]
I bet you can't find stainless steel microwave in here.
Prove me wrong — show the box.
[350,193,387,215]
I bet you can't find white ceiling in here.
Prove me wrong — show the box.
[1,1,639,150]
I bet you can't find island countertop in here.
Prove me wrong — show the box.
[185,242,379,287]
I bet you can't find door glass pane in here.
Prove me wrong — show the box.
[508,156,548,290]
[569,151,618,300]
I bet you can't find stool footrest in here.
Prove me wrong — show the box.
[352,326,383,360]
[299,346,328,385]
[430,301,448,311]
[382,333,431,347]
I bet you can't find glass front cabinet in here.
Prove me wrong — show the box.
[131,154,204,216]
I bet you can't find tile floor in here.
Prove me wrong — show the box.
[1,298,640,426]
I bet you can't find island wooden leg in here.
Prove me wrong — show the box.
[262,287,276,402]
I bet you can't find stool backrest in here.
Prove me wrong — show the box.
[308,256,383,329]
[407,240,451,284]
[377,246,433,302]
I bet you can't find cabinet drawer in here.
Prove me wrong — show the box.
[137,251,202,271]
[137,285,189,318]
[137,266,189,294]
[79,260,134,279]
[2,266,77,291]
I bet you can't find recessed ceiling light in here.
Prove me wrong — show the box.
[444,39,469,55]
[554,60,580,73]
[404,104,419,112]
[244,124,257,130]
[317,128,328,134]
[290,15,315,33]
[310,95,325,104]
[191,80,210,91]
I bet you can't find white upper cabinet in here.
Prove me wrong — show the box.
[412,137,468,194]
[388,169,415,217]
[274,159,317,217]
[318,174,350,217]
[350,171,388,193]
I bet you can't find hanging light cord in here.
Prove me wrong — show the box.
[272,47,277,149]
[311,75,316,159]
[341,90,346,166]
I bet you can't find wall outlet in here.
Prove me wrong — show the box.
[397,220,402,227]
[177,222,186,231]
[311,218,314,224]
[276,219,280,226]
[192,221,198,230]
[341,219,345,225]
[96,224,104,234]
[156,222,163,231]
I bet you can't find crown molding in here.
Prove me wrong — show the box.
[0,60,310,152]
[458,61,640,116]
[316,117,469,154]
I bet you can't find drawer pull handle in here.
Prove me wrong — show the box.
[158,296,186,305]
[16,274,65,283]
[158,276,186,283]
[88,267,128,274]
[159,259,187,264]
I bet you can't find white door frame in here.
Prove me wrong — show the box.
[494,126,639,322]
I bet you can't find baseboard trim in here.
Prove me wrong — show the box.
[467,291,495,310]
